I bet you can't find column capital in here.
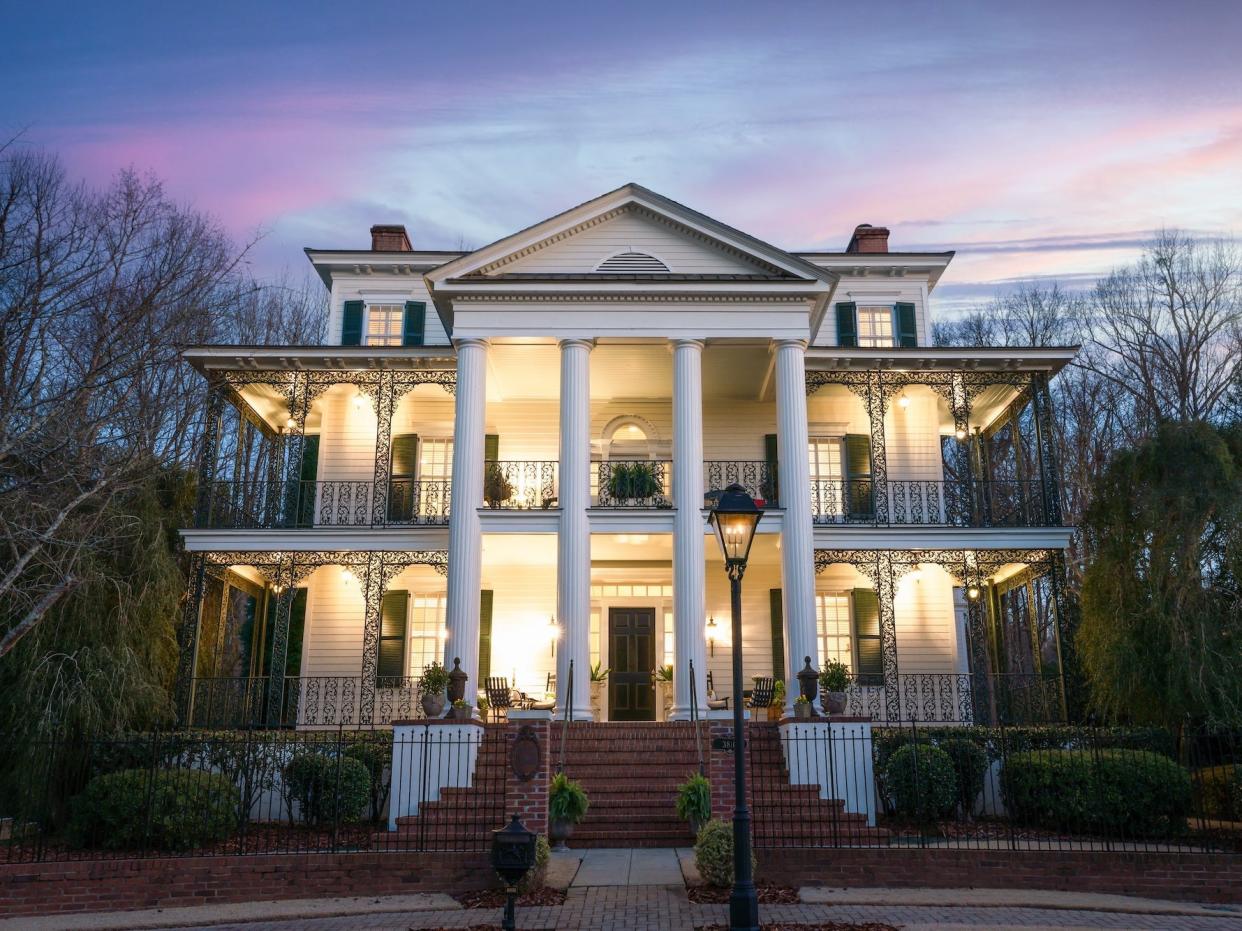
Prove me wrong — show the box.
[670,338,706,351]
[558,337,596,352]
[772,338,809,353]
[453,336,489,351]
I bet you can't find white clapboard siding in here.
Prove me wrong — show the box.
[499,212,767,275]
[811,276,932,348]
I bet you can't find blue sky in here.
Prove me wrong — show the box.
[4,0,1241,313]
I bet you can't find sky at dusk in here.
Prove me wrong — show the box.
[4,0,1241,314]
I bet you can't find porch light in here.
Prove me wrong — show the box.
[707,615,717,657]
[707,484,763,572]
[898,394,911,409]
[548,615,560,657]
[966,585,981,600]
[285,416,296,432]
[353,393,366,411]
[954,427,968,441]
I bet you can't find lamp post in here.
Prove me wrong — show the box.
[491,814,537,931]
[707,483,762,931]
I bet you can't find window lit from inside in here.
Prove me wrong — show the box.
[857,306,895,347]
[816,592,853,668]
[366,304,405,346]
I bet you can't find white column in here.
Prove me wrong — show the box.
[774,339,818,713]
[445,338,487,700]
[671,339,708,720]
[556,339,595,720]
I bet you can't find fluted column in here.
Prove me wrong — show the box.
[774,339,818,713]
[671,339,708,720]
[557,338,595,720]
[444,338,487,699]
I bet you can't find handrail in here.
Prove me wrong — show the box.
[556,659,573,776]
[688,659,705,777]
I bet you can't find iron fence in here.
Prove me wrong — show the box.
[187,676,427,729]
[704,460,778,507]
[748,721,1242,854]
[595,460,672,508]
[827,673,1064,726]
[482,460,558,510]
[810,478,1059,527]
[198,479,451,529]
[0,726,506,863]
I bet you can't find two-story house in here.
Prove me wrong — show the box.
[176,184,1075,730]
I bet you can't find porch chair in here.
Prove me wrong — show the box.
[705,671,729,711]
[525,672,555,711]
[747,676,775,711]
[485,677,522,722]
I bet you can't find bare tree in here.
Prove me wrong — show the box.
[1085,231,1242,428]
[0,149,250,658]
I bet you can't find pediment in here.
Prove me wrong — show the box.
[426,184,835,287]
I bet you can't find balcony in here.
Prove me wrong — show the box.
[186,675,426,728]
[704,460,778,507]
[594,460,672,508]
[811,479,1061,528]
[483,460,558,510]
[199,479,451,529]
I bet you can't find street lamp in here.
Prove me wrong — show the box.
[706,483,762,931]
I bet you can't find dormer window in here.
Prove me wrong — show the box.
[595,251,670,273]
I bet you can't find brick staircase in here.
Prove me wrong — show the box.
[557,722,707,848]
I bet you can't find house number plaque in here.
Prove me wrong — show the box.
[510,726,541,781]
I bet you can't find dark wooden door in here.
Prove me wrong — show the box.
[609,607,656,721]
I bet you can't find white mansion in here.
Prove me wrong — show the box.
[177,184,1075,729]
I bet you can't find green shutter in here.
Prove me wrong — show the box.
[402,301,426,347]
[478,590,494,684]
[484,434,499,462]
[286,589,308,677]
[377,590,409,681]
[388,434,419,522]
[763,433,779,506]
[835,302,858,347]
[290,436,319,527]
[341,300,364,346]
[852,589,882,683]
[769,588,785,681]
[843,434,873,519]
[895,302,917,347]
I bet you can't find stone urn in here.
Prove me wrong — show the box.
[421,692,446,718]
[549,818,575,851]
[823,690,847,715]
[447,657,468,705]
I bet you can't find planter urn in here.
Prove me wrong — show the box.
[548,818,574,851]
[447,657,468,705]
[421,692,447,718]
[796,656,819,708]
[793,702,813,720]
[824,691,847,715]
[450,704,472,720]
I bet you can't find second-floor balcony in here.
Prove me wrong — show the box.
[810,478,1062,528]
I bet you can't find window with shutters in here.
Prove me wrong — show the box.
[419,438,453,480]
[407,593,447,679]
[815,592,853,670]
[365,304,405,346]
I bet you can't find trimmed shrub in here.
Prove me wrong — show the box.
[344,735,392,823]
[283,751,370,826]
[940,738,989,816]
[883,743,958,821]
[1002,749,1191,837]
[694,818,757,888]
[514,834,552,893]
[69,768,236,851]
[1194,764,1242,821]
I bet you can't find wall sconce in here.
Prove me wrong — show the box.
[353,393,366,411]
[897,394,911,409]
[706,616,717,657]
[547,616,560,658]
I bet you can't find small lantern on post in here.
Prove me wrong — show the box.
[448,657,469,706]
[491,814,537,931]
[797,656,819,710]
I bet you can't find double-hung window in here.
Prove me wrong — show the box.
[366,304,406,346]
[834,301,918,348]
[816,589,883,684]
[339,300,427,346]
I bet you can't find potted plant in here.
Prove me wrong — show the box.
[450,698,472,720]
[589,662,609,715]
[793,694,812,719]
[653,664,674,718]
[547,772,589,851]
[418,660,450,718]
[769,680,785,721]
[676,773,711,837]
[607,462,662,502]
[819,660,850,715]
[477,694,490,723]
[483,462,513,507]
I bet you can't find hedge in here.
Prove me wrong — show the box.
[1194,764,1242,821]
[1002,749,1192,837]
[69,768,237,851]
[882,743,958,821]
[694,818,757,887]
[283,751,371,826]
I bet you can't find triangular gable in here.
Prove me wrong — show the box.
[426,183,835,286]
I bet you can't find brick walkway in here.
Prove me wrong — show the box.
[163,886,1242,931]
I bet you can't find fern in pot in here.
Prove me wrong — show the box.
[676,773,712,837]
[418,661,450,718]
[547,772,589,851]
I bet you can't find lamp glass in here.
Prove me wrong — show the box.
[707,483,762,569]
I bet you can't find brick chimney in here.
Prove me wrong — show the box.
[846,223,890,254]
[370,224,412,252]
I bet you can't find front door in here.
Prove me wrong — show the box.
[608,607,656,721]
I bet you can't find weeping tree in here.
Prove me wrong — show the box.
[1078,421,1242,727]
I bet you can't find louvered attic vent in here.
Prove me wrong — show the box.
[595,251,670,273]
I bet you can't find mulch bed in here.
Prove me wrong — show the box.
[698,924,898,931]
[455,887,567,908]
[687,883,800,904]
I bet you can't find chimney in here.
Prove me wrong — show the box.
[370,224,412,252]
[846,223,889,254]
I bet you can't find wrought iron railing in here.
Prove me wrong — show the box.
[810,479,1060,527]
[198,480,451,529]
[823,672,1065,725]
[704,460,778,507]
[594,459,672,508]
[187,676,426,728]
[482,460,558,509]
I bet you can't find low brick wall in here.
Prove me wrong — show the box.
[760,847,1242,904]
[0,851,491,918]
